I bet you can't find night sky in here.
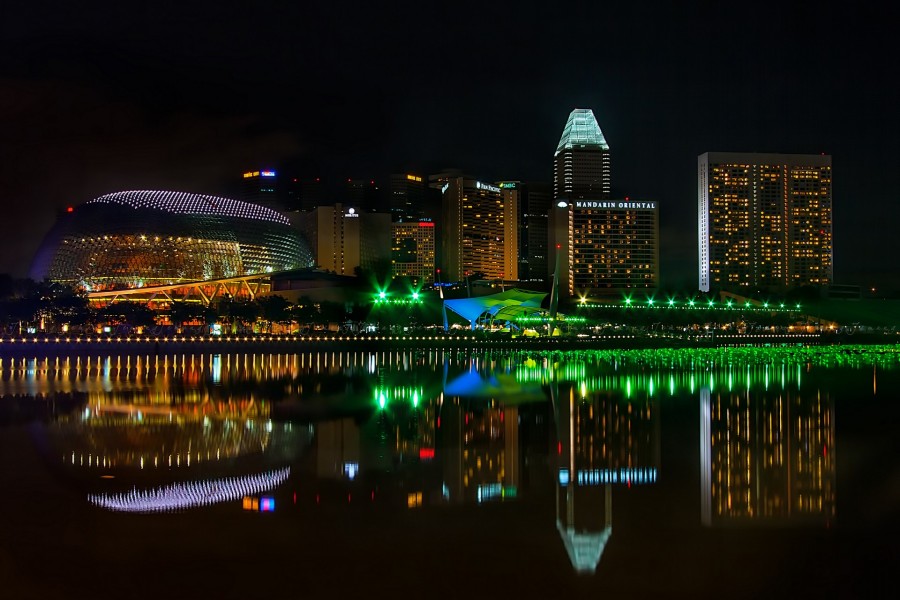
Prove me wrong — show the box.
[1,1,897,289]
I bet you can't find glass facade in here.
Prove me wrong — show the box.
[31,190,313,291]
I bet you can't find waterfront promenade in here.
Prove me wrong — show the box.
[0,330,857,357]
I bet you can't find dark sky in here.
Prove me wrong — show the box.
[1,1,897,288]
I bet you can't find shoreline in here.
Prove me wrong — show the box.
[0,331,883,357]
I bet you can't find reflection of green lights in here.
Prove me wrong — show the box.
[477,346,896,399]
[412,390,419,407]
[378,391,387,409]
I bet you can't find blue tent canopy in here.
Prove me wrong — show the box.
[442,288,548,330]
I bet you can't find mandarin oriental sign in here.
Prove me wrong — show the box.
[575,200,657,210]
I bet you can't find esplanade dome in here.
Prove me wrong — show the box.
[30,190,313,291]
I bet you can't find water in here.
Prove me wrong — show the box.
[1,347,897,598]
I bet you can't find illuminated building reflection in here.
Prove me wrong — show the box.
[554,382,659,574]
[700,385,836,526]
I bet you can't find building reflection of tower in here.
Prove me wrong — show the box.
[442,399,519,504]
[554,384,660,574]
[316,418,362,480]
[700,386,836,526]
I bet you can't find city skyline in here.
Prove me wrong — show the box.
[2,2,897,289]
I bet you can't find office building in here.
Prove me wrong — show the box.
[391,221,436,283]
[284,176,326,212]
[553,108,611,202]
[519,182,552,282]
[389,173,427,222]
[241,169,282,211]
[698,152,833,292]
[345,178,381,212]
[296,204,391,276]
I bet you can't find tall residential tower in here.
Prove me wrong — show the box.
[698,152,833,292]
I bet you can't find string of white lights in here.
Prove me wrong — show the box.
[87,190,290,225]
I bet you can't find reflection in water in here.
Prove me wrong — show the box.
[0,347,865,577]
[89,467,291,512]
[554,381,659,573]
[700,386,835,526]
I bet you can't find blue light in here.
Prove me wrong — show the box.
[260,171,276,177]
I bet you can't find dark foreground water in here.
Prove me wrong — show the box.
[1,346,898,599]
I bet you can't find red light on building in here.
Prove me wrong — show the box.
[419,448,435,460]
[418,222,434,227]
[66,207,74,213]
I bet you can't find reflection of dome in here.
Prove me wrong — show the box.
[30,190,313,290]
[89,467,290,513]
[53,413,291,470]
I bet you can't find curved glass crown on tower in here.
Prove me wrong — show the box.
[31,190,314,291]
[555,108,609,155]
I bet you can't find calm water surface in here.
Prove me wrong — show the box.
[1,347,898,599]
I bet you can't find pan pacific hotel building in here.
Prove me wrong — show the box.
[550,108,659,296]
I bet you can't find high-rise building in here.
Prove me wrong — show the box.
[296,203,391,276]
[520,182,552,282]
[698,152,833,292]
[550,109,658,295]
[241,169,282,211]
[389,173,427,222]
[431,173,518,282]
[284,177,326,212]
[497,181,552,283]
[345,178,381,212]
[553,108,611,202]
[391,221,435,283]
